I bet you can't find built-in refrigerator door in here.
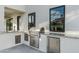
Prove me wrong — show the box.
[47,37,60,53]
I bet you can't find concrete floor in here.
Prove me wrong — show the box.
[0,44,43,53]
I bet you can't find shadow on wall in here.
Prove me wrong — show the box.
[66,6,79,32]
[66,10,79,23]
[38,21,49,30]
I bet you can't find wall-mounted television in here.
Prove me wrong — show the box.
[49,5,65,32]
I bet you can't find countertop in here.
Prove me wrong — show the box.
[0,31,79,39]
[29,31,79,39]
[0,31,27,34]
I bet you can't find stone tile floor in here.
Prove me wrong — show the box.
[0,44,43,53]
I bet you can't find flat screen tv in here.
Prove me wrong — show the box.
[49,5,65,32]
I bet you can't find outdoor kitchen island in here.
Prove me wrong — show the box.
[24,31,79,53]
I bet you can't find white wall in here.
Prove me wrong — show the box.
[19,13,28,32]
[26,5,79,36]
[0,6,5,32]
[66,5,79,31]
[26,5,58,28]
[65,5,79,36]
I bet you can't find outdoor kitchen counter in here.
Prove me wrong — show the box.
[29,32,79,39]
[0,31,27,34]
[38,33,79,53]
[28,30,79,39]
[42,33,79,39]
[0,31,79,39]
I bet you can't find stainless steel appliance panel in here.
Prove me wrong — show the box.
[47,37,60,53]
[30,35,39,48]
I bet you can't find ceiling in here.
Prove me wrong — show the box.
[5,7,25,18]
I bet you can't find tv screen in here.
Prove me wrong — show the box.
[49,5,65,32]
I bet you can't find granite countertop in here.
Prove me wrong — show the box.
[28,30,79,39]
[0,31,27,34]
[0,31,79,39]
[27,30,79,39]
[41,33,79,39]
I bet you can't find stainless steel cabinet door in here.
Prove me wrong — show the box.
[30,35,39,48]
[24,34,28,41]
[47,37,60,53]
[15,35,21,44]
